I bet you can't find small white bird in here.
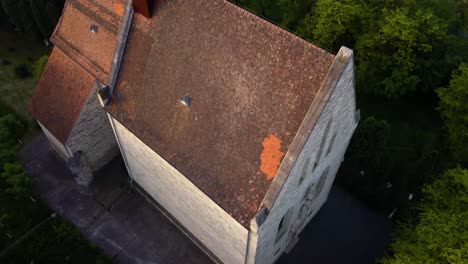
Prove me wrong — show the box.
[388,208,397,219]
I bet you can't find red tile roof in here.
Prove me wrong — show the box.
[50,0,121,83]
[106,0,335,227]
[30,48,95,144]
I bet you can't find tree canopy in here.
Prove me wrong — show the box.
[436,63,468,165]
[337,117,392,209]
[0,0,64,39]
[381,168,468,264]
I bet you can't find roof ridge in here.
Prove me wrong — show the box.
[69,0,120,33]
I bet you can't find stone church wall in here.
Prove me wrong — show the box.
[248,47,358,264]
[109,117,249,264]
[66,82,119,172]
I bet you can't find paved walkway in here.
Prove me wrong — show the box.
[21,134,391,264]
[20,135,211,264]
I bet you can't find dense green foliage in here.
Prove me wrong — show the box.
[29,0,61,40]
[242,0,468,98]
[240,0,464,213]
[355,6,448,98]
[1,0,465,261]
[437,64,468,165]
[0,24,49,120]
[381,168,468,263]
[337,117,392,209]
[0,114,25,164]
[239,0,314,29]
[0,0,64,39]
[1,162,31,198]
[0,104,112,263]
[238,0,467,261]
[0,14,110,259]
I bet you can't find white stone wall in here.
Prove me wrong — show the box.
[251,51,358,264]
[110,118,248,264]
[66,82,119,171]
[38,121,71,161]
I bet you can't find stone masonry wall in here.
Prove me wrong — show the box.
[251,49,358,264]
[66,82,119,172]
[110,117,249,264]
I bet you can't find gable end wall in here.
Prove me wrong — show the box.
[250,48,358,264]
[66,82,119,171]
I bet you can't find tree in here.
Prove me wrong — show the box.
[356,7,447,98]
[29,0,61,39]
[0,0,63,37]
[0,144,16,166]
[381,168,468,263]
[436,63,468,165]
[336,117,392,209]
[296,0,455,98]
[0,114,26,146]
[0,0,36,32]
[456,0,468,33]
[276,0,314,30]
[297,0,370,51]
[0,163,31,198]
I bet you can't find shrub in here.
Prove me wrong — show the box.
[1,59,12,66]
[0,162,31,198]
[13,63,32,79]
[0,114,26,145]
[437,63,468,165]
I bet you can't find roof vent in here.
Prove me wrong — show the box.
[90,24,98,34]
[179,94,191,107]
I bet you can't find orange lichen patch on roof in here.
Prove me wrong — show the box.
[30,48,95,144]
[51,0,119,83]
[113,1,125,16]
[260,135,285,180]
[107,0,335,227]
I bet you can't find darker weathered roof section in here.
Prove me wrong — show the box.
[51,0,122,83]
[106,0,335,227]
[30,48,95,144]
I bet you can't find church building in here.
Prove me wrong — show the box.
[30,1,359,263]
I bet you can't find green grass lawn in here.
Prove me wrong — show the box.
[0,24,49,121]
[0,24,51,139]
[0,25,113,263]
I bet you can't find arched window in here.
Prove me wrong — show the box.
[297,157,311,186]
[313,118,332,172]
[313,166,330,200]
[326,131,338,156]
[275,207,293,243]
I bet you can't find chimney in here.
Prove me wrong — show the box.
[133,0,152,18]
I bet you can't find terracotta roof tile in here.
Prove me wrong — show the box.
[51,0,121,83]
[30,48,95,144]
[106,0,335,227]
